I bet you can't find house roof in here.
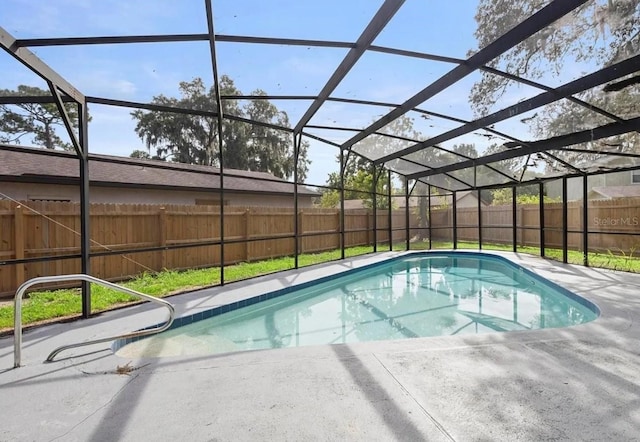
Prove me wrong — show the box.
[589,186,640,199]
[341,199,368,210]
[0,146,319,196]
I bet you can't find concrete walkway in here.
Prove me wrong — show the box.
[1,251,640,441]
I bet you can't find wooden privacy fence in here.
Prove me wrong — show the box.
[0,201,411,296]
[430,198,640,252]
[3,198,640,296]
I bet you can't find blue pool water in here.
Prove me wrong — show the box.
[116,253,598,357]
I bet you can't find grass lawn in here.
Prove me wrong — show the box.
[2,240,638,331]
[0,245,385,331]
[425,240,640,273]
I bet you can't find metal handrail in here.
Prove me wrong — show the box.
[14,274,175,368]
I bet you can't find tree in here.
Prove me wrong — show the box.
[470,0,640,116]
[129,149,168,161]
[411,143,482,236]
[484,143,524,177]
[0,85,81,150]
[319,115,420,209]
[318,188,341,208]
[320,164,392,209]
[530,86,640,171]
[130,149,150,159]
[437,143,479,187]
[491,187,558,205]
[131,77,309,181]
[244,90,302,179]
[470,1,640,169]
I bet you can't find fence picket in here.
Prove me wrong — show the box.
[1,199,640,295]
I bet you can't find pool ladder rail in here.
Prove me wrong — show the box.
[13,274,175,368]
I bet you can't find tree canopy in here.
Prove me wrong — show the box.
[320,161,393,209]
[319,115,420,209]
[131,76,310,181]
[0,85,80,150]
[471,0,640,171]
[471,0,639,115]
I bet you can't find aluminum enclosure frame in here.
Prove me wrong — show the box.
[2,0,640,317]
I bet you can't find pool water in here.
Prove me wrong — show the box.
[116,253,598,357]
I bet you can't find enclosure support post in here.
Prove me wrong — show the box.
[477,189,483,250]
[340,149,345,260]
[51,86,91,317]
[205,0,225,284]
[562,177,568,264]
[452,191,458,249]
[539,181,545,258]
[512,186,517,253]
[218,171,225,282]
[372,163,378,253]
[427,185,432,249]
[293,133,300,269]
[582,174,589,266]
[387,169,392,251]
[405,179,410,251]
[78,103,91,317]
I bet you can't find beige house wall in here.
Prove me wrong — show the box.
[456,192,483,208]
[0,182,315,208]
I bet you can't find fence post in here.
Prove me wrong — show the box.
[244,209,250,261]
[158,207,167,270]
[14,205,25,287]
[298,209,303,254]
[336,210,340,249]
[518,206,524,246]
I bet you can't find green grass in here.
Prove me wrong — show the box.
[3,240,638,331]
[417,240,640,272]
[0,245,380,330]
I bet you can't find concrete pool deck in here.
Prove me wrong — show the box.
[1,250,640,441]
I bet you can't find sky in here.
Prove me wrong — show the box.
[0,0,620,187]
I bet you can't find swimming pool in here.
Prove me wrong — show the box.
[115,252,598,357]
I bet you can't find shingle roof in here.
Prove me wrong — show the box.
[0,147,319,196]
[341,200,368,210]
[590,186,640,199]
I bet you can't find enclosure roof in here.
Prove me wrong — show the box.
[1,0,640,192]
